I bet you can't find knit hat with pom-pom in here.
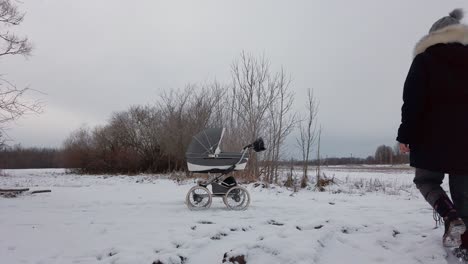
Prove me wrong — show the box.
[429,9,464,33]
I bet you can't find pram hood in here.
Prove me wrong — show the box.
[186,128,225,157]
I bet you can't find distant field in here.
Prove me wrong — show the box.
[323,164,413,173]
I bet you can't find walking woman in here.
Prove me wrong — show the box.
[397,8,468,256]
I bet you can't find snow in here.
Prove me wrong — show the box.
[0,167,454,264]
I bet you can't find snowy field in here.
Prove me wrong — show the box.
[0,167,455,264]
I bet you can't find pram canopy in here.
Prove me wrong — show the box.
[186,128,248,173]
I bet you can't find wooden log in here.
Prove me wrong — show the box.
[30,190,51,194]
[0,188,30,192]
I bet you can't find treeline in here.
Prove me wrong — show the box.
[318,144,408,165]
[290,144,409,166]
[0,145,64,169]
[0,143,408,170]
[373,144,409,164]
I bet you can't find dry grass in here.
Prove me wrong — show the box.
[315,173,336,192]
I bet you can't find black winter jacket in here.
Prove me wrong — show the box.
[397,25,468,174]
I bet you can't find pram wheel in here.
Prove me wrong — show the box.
[223,186,250,211]
[186,186,212,210]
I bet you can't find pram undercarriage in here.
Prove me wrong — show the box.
[185,173,251,210]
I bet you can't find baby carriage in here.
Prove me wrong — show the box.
[185,128,265,210]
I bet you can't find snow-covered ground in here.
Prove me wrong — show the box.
[0,167,454,264]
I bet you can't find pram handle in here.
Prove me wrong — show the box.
[243,137,266,152]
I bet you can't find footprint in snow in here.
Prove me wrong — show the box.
[173,243,182,249]
[153,255,187,264]
[341,226,360,234]
[198,220,214,225]
[267,220,284,226]
[211,232,228,240]
[95,248,119,261]
[229,226,252,232]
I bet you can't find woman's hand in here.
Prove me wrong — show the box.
[399,143,410,154]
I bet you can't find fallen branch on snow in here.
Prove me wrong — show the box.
[0,188,51,198]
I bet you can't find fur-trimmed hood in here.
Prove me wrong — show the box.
[414,24,468,57]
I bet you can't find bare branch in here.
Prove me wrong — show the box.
[0,0,38,144]
[296,88,319,187]
[0,78,43,124]
[0,32,32,57]
[0,0,25,26]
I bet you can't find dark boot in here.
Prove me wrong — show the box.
[452,233,468,260]
[444,218,466,247]
[436,196,466,247]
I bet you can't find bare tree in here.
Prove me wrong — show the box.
[0,78,41,124]
[231,52,274,141]
[63,126,93,172]
[231,52,278,180]
[266,68,296,184]
[296,88,319,188]
[231,51,297,182]
[315,126,322,188]
[0,0,40,145]
[374,145,394,164]
[158,84,225,171]
[0,0,32,57]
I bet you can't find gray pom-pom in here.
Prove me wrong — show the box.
[449,8,464,21]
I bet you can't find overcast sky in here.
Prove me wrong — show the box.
[3,0,468,158]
